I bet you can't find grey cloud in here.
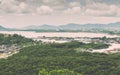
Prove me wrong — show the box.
[0,0,120,17]
[93,0,120,5]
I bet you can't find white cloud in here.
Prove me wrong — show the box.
[69,2,80,7]
[19,2,28,10]
[17,2,31,13]
[84,3,120,17]
[64,7,82,15]
[0,0,18,13]
[36,5,53,15]
[0,0,120,17]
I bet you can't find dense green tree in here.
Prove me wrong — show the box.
[38,69,82,75]
[0,34,34,45]
[0,34,119,75]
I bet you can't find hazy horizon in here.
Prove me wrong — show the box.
[1,20,120,29]
[0,0,120,28]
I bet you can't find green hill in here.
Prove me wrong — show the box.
[0,41,119,75]
[0,26,8,31]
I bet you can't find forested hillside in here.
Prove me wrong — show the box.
[0,42,119,75]
[0,34,34,45]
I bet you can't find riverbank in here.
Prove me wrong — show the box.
[0,31,119,38]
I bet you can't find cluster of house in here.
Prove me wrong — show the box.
[1,36,119,54]
[0,45,20,53]
[35,36,120,44]
[34,36,120,54]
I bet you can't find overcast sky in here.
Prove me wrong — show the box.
[0,0,120,28]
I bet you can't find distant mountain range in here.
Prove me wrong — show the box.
[23,22,120,30]
[0,22,120,31]
[0,26,9,31]
[24,24,58,30]
[0,25,16,31]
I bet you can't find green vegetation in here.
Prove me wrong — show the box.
[0,34,34,45]
[0,41,120,75]
[50,41,109,49]
[38,69,82,75]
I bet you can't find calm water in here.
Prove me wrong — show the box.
[0,31,119,38]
